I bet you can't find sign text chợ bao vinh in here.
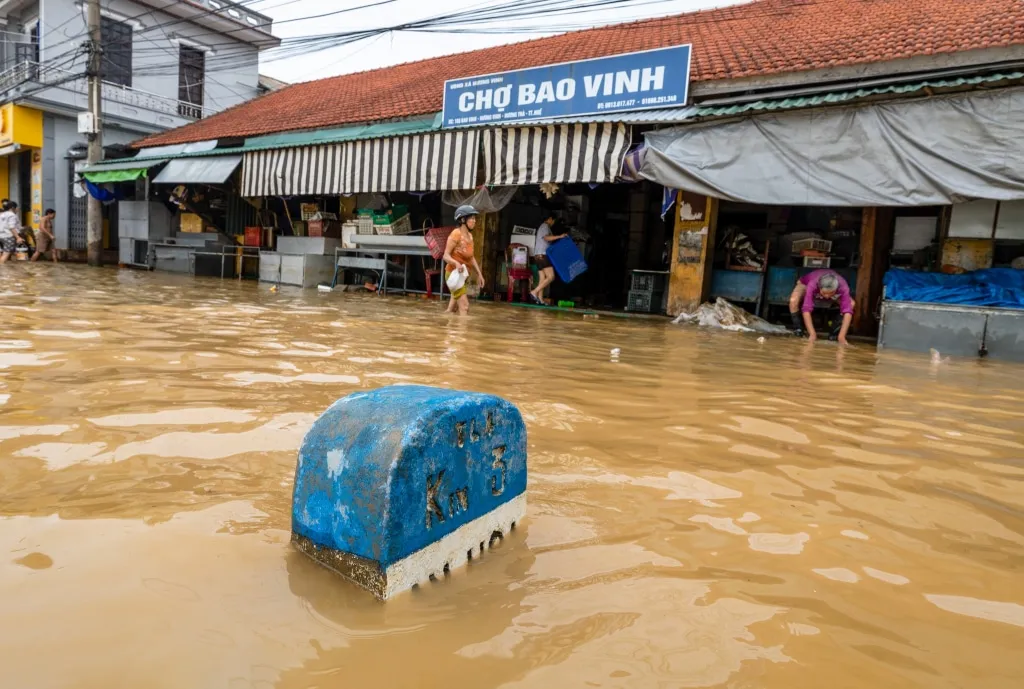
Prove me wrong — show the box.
[455,67,666,113]
[442,45,691,128]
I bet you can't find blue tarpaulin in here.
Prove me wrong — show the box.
[884,269,1024,309]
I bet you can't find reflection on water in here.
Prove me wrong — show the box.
[1,267,1023,688]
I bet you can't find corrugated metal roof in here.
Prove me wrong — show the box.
[86,73,1019,171]
[693,72,1024,117]
[79,158,169,173]
[242,115,441,150]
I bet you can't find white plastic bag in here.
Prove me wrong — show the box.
[446,264,468,291]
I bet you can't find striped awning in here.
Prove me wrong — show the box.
[241,129,480,197]
[482,123,631,186]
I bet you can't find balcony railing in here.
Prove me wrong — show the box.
[0,60,206,120]
[202,0,273,32]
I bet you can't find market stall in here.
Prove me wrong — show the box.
[707,204,861,326]
[879,269,1024,361]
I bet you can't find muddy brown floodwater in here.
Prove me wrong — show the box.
[1,266,1023,688]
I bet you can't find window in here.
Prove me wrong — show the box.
[29,21,40,63]
[178,46,205,118]
[14,21,40,77]
[100,16,132,87]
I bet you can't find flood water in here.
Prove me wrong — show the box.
[1,266,1023,689]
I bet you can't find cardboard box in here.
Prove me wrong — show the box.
[180,213,203,233]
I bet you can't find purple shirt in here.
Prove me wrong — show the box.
[800,270,853,314]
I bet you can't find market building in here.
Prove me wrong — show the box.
[82,0,1024,358]
[0,0,279,253]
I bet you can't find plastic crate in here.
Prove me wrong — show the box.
[372,207,410,226]
[802,256,832,268]
[626,290,665,313]
[631,271,668,292]
[356,216,375,235]
[425,226,456,259]
[792,238,832,254]
[373,214,413,236]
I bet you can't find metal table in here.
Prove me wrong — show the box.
[331,246,445,298]
[190,245,261,280]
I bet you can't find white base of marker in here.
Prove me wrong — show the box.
[385,493,526,599]
[294,494,526,600]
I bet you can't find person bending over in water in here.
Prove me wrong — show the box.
[443,205,485,315]
[789,269,855,345]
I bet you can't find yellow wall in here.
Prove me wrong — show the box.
[667,192,719,316]
[0,104,43,149]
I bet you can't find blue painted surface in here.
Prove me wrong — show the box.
[767,267,800,305]
[711,269,763,303]
[442,45,692,127]
[292,386,527,567]
[547,238,588,283]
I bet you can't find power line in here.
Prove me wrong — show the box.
[118,0,679,78]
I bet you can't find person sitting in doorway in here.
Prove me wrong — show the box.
[0,201,24,264]
[789,269,855,345]
[31,209,58,263]
[529,212,570,304]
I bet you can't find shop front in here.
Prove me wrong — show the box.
[80,146,254,276]
[0,103,43,233]
[643,81,1024,350]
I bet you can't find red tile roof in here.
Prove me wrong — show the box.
[137,0,1024,147]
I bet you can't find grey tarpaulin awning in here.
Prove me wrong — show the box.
[152,155,242,184]
[641,87,1024,206]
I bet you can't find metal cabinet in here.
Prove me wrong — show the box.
[259,252,335,288]
[879,301,1024,362]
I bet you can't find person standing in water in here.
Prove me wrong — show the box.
[789,269,855,345]
[530,212,570,304]
[0,201,24,264]
[31,209,58,263]
[443,205,485,315]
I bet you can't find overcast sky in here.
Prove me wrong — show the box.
[251,0,748,83]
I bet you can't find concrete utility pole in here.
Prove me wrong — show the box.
[85,0,103,266]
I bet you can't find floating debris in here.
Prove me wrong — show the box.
[673,298,789,334]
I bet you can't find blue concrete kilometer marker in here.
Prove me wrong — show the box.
[291,385,528,599]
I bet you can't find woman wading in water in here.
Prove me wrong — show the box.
[443,205,485,315]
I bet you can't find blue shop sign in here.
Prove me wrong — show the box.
[442,45,691,128]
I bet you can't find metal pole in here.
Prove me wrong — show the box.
[86,0,103,266]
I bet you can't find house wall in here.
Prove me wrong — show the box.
[37,0,260,123]
[43,112,137,249]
